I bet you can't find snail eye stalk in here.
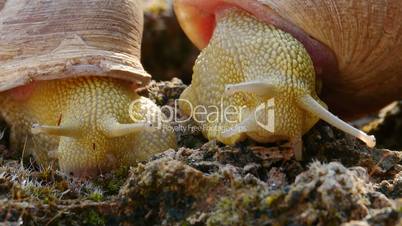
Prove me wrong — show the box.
[31,124,81,138]
[222,113,260,138]
[100,119,155,138]
[297,94,376,148]
[32,119,156,139]
[225,80,278,97]
[223,81,377,149]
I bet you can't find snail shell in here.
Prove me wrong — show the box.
[0,0,151,92]
[259,0,402,118]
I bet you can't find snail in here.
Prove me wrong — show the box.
[173,0,402,159]
[0,0,176,176]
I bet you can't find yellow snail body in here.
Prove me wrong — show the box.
[0,0,176,176]
[172,0,400,158]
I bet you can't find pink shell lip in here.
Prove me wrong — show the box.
[8,83,37,101]
[174,0,339,82]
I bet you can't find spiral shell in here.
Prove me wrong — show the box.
[0,0,150,92]
[259,0,402,117]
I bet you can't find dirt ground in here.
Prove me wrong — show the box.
[0,79,401,226]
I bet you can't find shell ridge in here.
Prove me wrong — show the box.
[0,0,151,92]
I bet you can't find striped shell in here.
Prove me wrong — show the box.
[0,0,150,92]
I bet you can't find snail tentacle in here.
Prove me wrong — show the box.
[31,124,81,138]
[101,119,155,138]
[222,112,260,138]
[297,94,376,148]
[224,81,278,97]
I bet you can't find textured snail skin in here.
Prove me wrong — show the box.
[0,77,176,177]
[180,8,374,159]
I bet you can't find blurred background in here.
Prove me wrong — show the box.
[142,0,198,84]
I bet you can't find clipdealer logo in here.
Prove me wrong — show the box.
[128,97,276,134]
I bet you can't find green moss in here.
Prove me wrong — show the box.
[206,187,272,226]
[83,210,106,226]
[265,194,281,207]
[23,184,57,203]
[87,190,104,202]
[93,166,129,196]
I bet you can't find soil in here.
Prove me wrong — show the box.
[0,79,401,226]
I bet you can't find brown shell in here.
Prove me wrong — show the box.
[259,0,402,117]
[0,0,151,92]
